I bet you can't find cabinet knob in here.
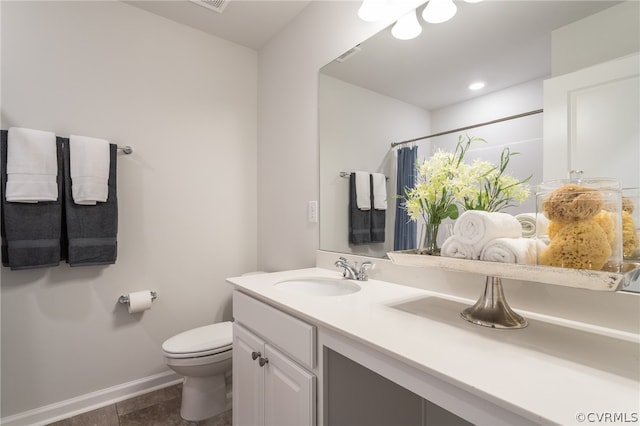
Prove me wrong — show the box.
[251,351,261,360]
[258,357,269,367]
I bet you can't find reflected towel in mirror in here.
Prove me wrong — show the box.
[354,171,371,210]
[349,173,371,244]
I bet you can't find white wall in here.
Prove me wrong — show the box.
[319,74,431,257]
[1,1,257,419]
[551,1,640,77]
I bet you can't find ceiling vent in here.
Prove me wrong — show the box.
[335,45,362,63]
[189,0,229,13]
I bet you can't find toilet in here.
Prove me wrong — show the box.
[162,321,233,421]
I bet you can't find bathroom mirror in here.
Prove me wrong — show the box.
[319,0,640,291]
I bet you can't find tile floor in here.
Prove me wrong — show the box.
[46,384,232,426]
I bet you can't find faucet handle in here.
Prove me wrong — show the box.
[357,261,375,281]
[360,261,374,271]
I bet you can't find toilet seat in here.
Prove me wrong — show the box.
[162,321,232,359]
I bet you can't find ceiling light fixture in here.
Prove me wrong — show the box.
[468,81,486,90]
[422,0,457,24]
[392,9,423,40]
[357,0,389,22]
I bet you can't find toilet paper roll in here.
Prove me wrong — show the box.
[127,290,153,314]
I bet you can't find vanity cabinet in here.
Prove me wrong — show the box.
[232,290,316,426]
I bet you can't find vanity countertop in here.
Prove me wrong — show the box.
[227,267,640,425]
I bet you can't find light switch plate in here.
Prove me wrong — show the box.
[308,201,318,223]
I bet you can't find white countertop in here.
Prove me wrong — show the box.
[227,267,640,425]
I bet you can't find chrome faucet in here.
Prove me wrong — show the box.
[334,257,374,281]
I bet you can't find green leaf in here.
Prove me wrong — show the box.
[446,203,459,220]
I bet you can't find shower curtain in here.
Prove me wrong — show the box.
[393,146,417,251]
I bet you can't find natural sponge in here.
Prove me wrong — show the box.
[539,220,611,270]
[592,210,616,244]
[542,184,603,222]
[622,197,635,214]
[547,210,615,243]
[622,211,639,257]
[547,220,564,240]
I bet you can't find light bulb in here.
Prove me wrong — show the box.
[422,0,457,24]
[392,10,422,40]
[358,0,388,22]
[468,81,486,90]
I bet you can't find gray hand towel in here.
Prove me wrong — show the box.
[349,173,371,245]
[1,130,63,269]
[63,139,118,266]
[371,208,386,243]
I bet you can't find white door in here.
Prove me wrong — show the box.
[543,53,640,188]
[264,343,316,426]
[233,324,265,426]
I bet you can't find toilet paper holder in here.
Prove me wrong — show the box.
[118,291,158,305]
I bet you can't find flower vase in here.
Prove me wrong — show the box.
[419,222,441,255]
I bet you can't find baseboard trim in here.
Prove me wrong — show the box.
[1,371,182,426]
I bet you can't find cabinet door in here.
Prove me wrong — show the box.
[233,324,265,426]
[264,344,316,426]
[543,53,639,187]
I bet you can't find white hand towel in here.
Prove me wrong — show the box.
[371,173,387,210]
[441,235,479,259]
[453,210,522,250]
[355,171,371,210]
[480,237,538,265]
[70,135,111,205]
[6,127,58,202]
[515,212,549,238]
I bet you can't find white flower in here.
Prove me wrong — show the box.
[398,135,531,226]
[459,148,531,212]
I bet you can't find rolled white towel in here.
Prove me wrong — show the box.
[515,212,549,238]
[480,237,538,265]
[453,210,522,250]
[441,235,480,260]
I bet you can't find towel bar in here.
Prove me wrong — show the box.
[340,171,388,180]
[117,145,133,155]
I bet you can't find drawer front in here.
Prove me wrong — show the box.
[233,290,315,370]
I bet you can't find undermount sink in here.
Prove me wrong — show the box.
[274,277,361,296]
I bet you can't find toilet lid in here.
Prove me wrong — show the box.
[162,321,232,358]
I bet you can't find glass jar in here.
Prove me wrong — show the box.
[622,187,640,260]
[535,178,622,272]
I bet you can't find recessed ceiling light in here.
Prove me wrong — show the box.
[469,81,486,91]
